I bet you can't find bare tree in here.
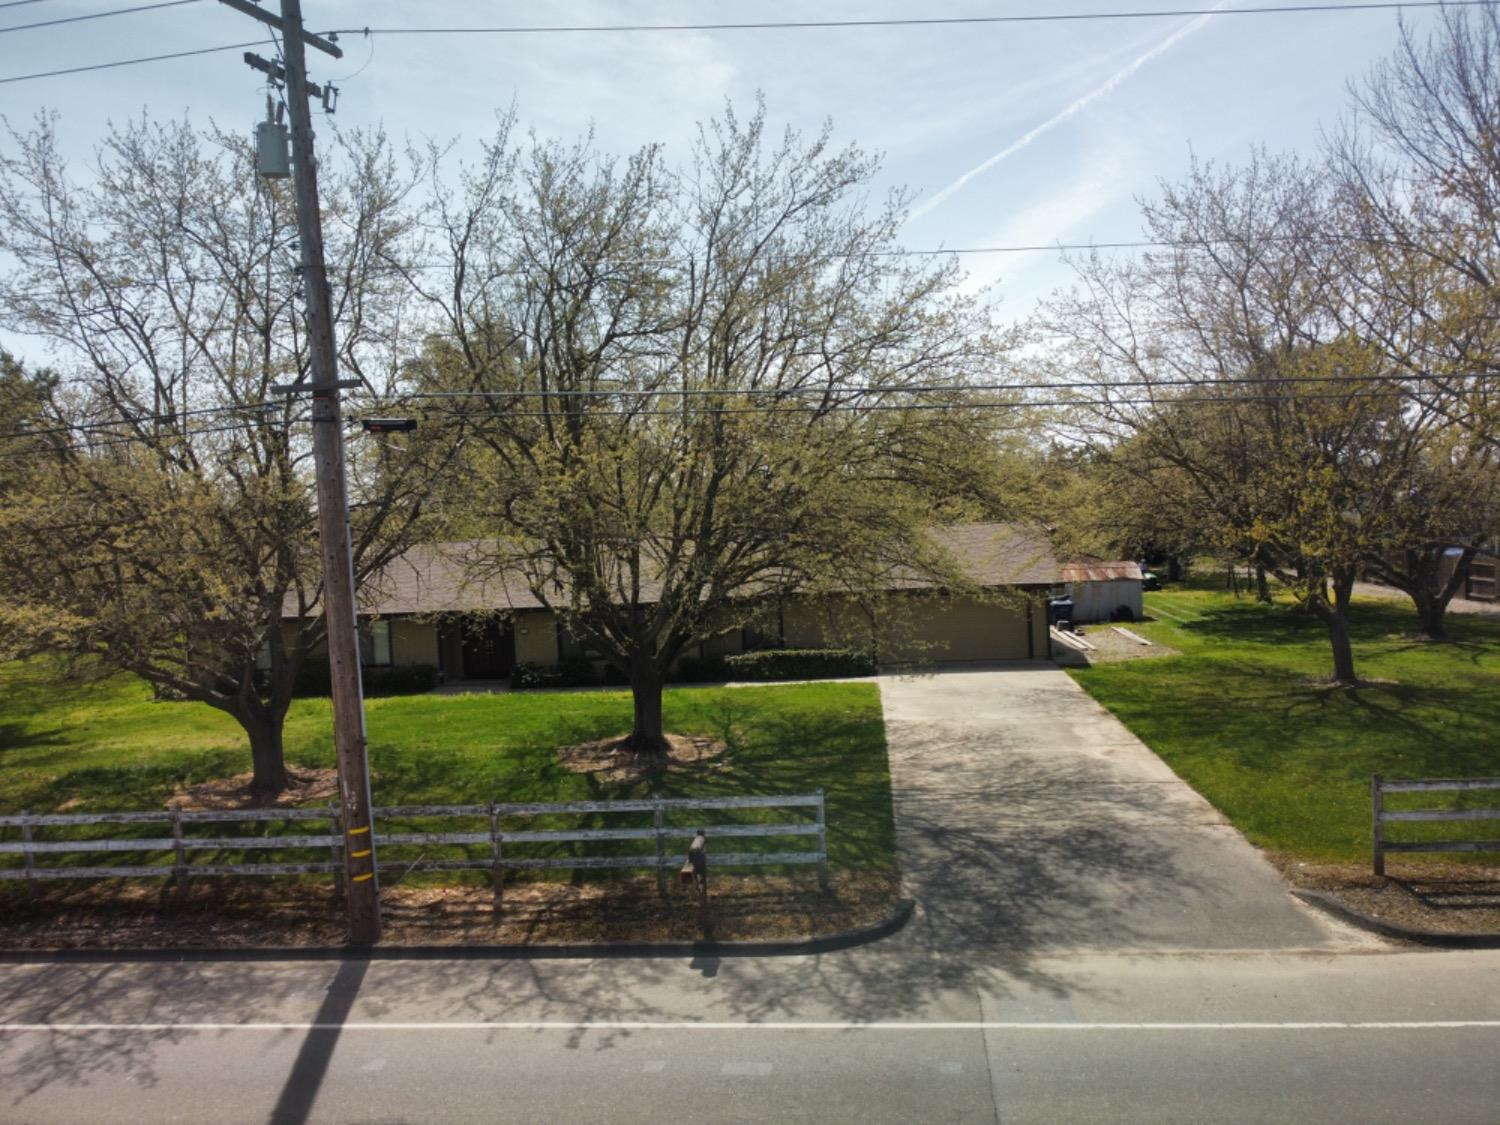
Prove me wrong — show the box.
[1328,6,1500,634]
[1040,151,1415,684]
[0,114,440,797]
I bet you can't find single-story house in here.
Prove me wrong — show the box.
[289,522,1061,682]
[1061,560,1144,624]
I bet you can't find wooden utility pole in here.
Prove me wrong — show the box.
[221,0,380,943]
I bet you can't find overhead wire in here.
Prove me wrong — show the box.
[0,38,273,84]
[333,2,1498,37]
[5,1,1494,84]
[0,0,203,35]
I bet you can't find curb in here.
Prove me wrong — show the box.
[0,898,915,965]
[1292,889,1500,949]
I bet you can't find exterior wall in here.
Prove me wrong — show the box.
[391,619,439,667]
[698,608,748,657]
[1066,579,1144,623]
[514,610,560,666]
[782,597,874,650]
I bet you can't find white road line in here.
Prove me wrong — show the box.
[1,1021,1497,1033]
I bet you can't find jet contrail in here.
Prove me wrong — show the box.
[908,1,1234,222]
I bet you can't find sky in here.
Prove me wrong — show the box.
[0,0,1459,367]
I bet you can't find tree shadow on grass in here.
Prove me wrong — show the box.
[0,724,67,755]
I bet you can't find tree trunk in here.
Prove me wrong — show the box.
[1255,564,1271,604]
[1308,570,1359,686]
[1412,586,1447,641]
[243,709,290,801]
[626,659,671,759]
[1325,607,1358,685]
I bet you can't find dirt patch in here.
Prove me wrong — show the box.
[556,733,725,783]
[1060,624,1179,665]
[166,767,341,811]
[1271,854,1500,936]
[0,871,900,950]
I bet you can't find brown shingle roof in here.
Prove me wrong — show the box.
[303,523,1059,618]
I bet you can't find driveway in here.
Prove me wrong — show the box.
[880,663,1341,953]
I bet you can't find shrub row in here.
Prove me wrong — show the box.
[260,662,439,699]
[509,655,599,690]
[674,647,875,683]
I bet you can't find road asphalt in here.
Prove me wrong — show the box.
[1,664,1496,1123]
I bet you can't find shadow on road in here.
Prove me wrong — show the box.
[267,957,369,1125]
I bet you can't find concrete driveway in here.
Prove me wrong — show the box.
[881,663,1341,953]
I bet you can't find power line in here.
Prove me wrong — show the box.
[7,401,280,442]
[390,370,1492,405]
[0,37,271,84]
[0,0,203,35]
[0,0,55,9]
[389,387,1442,424]
[332,2,1496,38]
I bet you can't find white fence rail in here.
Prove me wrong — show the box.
[0,792,830,896]
[1371,775,1500,876]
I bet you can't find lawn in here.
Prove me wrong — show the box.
[1069,582,1500,864]
[0,658,895,876]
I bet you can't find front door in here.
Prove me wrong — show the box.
[461,619,515,680]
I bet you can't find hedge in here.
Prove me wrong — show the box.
[676,647,875,683]
[510,655,598,690]
[269,662,439,699]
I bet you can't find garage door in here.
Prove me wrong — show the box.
[883,598,1032,662]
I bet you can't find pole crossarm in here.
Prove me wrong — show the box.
[243,51,326,99]
[218,0,343,58]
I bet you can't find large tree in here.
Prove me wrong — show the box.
[410,105,1009,757]
[0,115,441,797]
[1040,152,1411,684]
[1328,5,1500,635]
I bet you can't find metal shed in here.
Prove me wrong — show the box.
[1061,561,1144,623]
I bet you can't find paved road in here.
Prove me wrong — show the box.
[2,948,1498,1123]
[880,664,1339,953]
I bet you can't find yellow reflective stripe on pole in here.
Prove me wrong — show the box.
[350,849,372,859]
[351,872,374,882]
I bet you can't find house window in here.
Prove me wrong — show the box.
[359,619,393,667]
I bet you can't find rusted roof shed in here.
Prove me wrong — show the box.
[1061,561,1143,584]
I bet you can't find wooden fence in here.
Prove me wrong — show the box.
[0,792,829,896]
[1371,775,1500,876]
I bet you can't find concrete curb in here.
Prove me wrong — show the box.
[0,898,915,965]
[1292,889,1500,949]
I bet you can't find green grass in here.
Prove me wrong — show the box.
[0,659,894,876]
[1071,581,1500,863]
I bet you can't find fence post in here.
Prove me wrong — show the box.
[170,810,188,890]
[654,800,666,897]
[815,789,829,892]
[20,809,35,896]
[490,803,504,912]
[1372,774,1385,878]
[328,800,345,899]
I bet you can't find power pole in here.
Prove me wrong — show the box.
[222,0,381,943]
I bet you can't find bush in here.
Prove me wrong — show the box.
[265,662,438,698]
[674,654,731,683]
[510,656,598,690]
[363,664,438,697]
[677,648,875,683]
